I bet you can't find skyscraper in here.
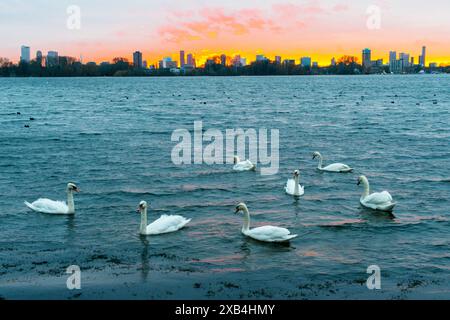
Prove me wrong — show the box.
[133,51,143,68]
[420,46,426,67]
[220,54,227,66]
[331,57,336,66]
[300,57,312,68]
[399,52,410,68]
[180,50,185,67]
[362,48,371,70]
[46,51,59,67]
[275,56,282,64]
[20,45,30,63]
[187,54,195,67]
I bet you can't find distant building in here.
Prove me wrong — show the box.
[180,50,185,67]
[331,57,336,66]
[429,62,437,69]
[220,54,227,66]
[161,57,177,69]
[20,45,30,63]
[143,60,148,69]
[36,50,43,66]
[283,59,296,67]
[256,55,268,62]
[410,57,415,65]
[389,51,397,70]
[187,54,196,68]
[240,58,247,66]
[312,62,318,68]
[399,52,410,68]
[362,48,371,70]
[300,57,311,68]
[46,51,59,67]
[133,51,143,68]
[419,46,426,67]
[232,55,242,67]
[275,56,282,64]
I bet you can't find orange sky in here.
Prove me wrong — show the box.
[2,1,450,66]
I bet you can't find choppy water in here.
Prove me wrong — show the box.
[0,75,449,300]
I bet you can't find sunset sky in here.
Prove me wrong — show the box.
[1,0,450,66]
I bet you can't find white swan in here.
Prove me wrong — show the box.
[233,156,256,172]
[313,152,353,173]
[137,201,191,236]
[285,170,305,196]
[234,203,297,243]
[24,183,79,215]
[357,176,396,212]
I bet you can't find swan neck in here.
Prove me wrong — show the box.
[242,207,250,232]
[294,175,300,195]
[362,179,370,198]
[317,154,323,169]
[67,190,75,214]
[140,208,148,235]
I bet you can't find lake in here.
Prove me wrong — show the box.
[0,75,449,299]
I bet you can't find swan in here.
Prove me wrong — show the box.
[285,170,305,196]
[313,152,353,173]
[24,183,80,215]
[234,203,298,243]
[357,176,396,212]
[233,156,256,172]
[137,201,191,236]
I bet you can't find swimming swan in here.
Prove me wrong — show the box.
[234,203,298,242]
[285,170,305,196]
[24,183,79,215]
[357,176,396,212]
[137,201,191,236]
[313,152,353,173]
[233,156,256,172]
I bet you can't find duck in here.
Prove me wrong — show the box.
[234,203,297,243]
[312,152,353,173]
[136,201,191,236]
[357,176,396,212]
[233,156,256,172]
[285,170,305,196]
[24,183,80,215]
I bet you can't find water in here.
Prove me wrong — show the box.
[0,75,449,300]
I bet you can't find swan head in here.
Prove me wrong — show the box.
[67,183,80,193]
[234,203,248,214]
[137,201,148,213]
[312,152,321,160]
[357,175,368,186]
[293,170,300,178]
[233,156,240,164]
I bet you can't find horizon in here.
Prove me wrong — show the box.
[1,0,450,66]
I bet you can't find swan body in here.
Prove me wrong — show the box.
[285,170,305,196]
[313,152,353,173]
[357,176,396,212]
[235,203,297,243]
[24,183,79,215]
[233,156,256,172]
[137,201,191,236]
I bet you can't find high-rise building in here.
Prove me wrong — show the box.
[275,56,282,64]
[256,55,267,62]
[300,57,312,68]
[180,50,185,67]
[399,53,410,68]
[220,54,227,66]
[143,60,148,69]
[46,51,59,67]
[362,48,371,70]
[389,51,397,67]
[410,57,415,66]
[20,45,30,63]
[133,51,143,68]
[187,54,195,68]
[331,57,336,66]
[419,46,426,67]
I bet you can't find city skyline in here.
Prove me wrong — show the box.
[1,1,450,66]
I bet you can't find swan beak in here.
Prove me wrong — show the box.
[357,180,361,186]
[234,208,240,214]
[74,188,80,193]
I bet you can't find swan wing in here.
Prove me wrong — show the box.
[24,199,69,214]
[322,163,353,172]
[364,191,393,205]
[285,179,305,196]
[146,215,191,235]
[246,226,298,242]
[233,160,255,171]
